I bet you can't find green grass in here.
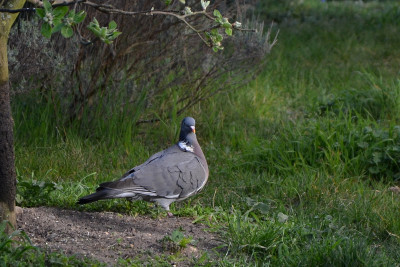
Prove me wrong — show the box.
[10,0,400,265]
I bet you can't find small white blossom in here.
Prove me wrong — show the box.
[184,6,193,15]
[233,21,242,28]
[201,0,210,10]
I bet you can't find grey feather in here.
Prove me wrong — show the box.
[77,117,209,212]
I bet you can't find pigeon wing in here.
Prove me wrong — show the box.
[102,146,207,199]
[132,148,207,198]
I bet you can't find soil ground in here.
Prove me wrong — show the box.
[17,207,221,266]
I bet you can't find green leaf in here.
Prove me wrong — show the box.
[213,9,222,19]
[41,23,52,38]
[108,20,117,30]
[215,33,223,42]
[278,212,289,223]
[91,18,100,27]
[54,183,63,190]
[88,25,101,36]
[391,145,400,152]
[225,28,232,36]
[73,11,86,24]
[88,18,102,36]
[15,194,23,205]
[368,166,380,174]
[222,22,232,29]
[357,142,369,149]
[43,0,52,12]
[88,27,100,36]
[372,152,382,164]
[87,17,121,44]
[171,229,184,243]
[51,20,64,33]
[53,6,69,19]
[61,25,74,38]
[165,0,172,5]
[112,31,122,39]
[212,47,219,52]
[363,126,373,134]
[253,202,270,214]
[36,8,45,19]
[100,27,107,37]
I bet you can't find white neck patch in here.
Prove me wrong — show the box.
[178,141,194,152]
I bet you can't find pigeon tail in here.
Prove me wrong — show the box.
[77,190,109,204]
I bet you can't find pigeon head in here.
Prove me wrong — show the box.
[179,117,196,141]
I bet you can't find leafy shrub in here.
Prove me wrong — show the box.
[16,179,62,207]
[354,125,400,180]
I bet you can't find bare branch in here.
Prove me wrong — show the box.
[83,2,214,46]
[0,0,85,12]
[0,7,36,13]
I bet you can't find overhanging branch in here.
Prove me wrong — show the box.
[1,0,257,51]
[0,0,85,12]
[0,0,216,47]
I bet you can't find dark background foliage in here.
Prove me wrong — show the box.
[8,0,273,126]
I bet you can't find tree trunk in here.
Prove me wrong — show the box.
[0,0,26,232]
[0,69,16,230]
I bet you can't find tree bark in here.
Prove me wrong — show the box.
[0,71,16,230]
[0,0,26,232]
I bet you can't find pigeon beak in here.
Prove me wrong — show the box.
[191,126,196,133]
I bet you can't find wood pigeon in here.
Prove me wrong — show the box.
[78,117,209,216]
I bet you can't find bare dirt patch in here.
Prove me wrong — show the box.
[17,207,221,266]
